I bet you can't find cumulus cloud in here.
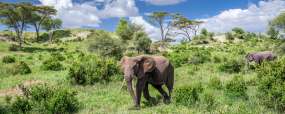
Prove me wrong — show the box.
[200,0,285,33]
[141,0,186,6]
[39,0,139,28]
[129,16,161,41]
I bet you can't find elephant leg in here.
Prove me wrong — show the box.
[152,84,170,103]
[135,77,147,107]
[143,82,152,101]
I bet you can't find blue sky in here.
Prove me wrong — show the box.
[0,0,284,40]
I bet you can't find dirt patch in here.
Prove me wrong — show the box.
[0,80,44,97]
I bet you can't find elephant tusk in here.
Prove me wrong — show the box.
[119,79,125,91]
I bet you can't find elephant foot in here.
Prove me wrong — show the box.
[163,98,171,104]
[128,105,140,110]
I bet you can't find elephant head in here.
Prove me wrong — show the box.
[120,55,156,105]
[246,53,255,62]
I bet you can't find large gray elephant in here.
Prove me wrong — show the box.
[246,51,276,65]
[120,55,174,109]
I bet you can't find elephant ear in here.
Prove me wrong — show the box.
[119,56,128,71]
[140,56,156,73]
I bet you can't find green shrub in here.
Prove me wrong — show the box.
[226,32,234,41]
[212,55,222,63]
[50,52,65,61]
[13,61,31,75]
[42,59,64,71]
[208,76,222,89]
[256,58,285,112]
[68,55,120,85]
[17,84,80,114]
[166,51,189,67]
[11,97,32,113]
[88,31,124,59]
[225,75,247,98]
[2,55,15,64]
[174,83,203,106]
[219,59,244,73]
[189,50,211,64]
[9,44,20,51]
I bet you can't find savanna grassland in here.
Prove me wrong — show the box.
[1,2,285,114]
[0,28,284,114]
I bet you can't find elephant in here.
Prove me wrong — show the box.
[120,55,174,109]
[246,51,276,65]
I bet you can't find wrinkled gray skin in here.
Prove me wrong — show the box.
[246,51,276,65]
[120,55,174,109]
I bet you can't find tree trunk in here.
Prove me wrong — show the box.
[35,24,40,41]
[49,30,54,43]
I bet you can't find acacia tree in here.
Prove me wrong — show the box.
[42,18,62,43]
[148,11,173,41]
[29,6,56,41]
[0,2,34,48]
[271,12,285,31]
[173,15,203,41]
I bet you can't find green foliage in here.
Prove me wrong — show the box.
[174,83,203,106]
[68,55,120,85]
[11,97,32,113]
[201,28,208,36]
[271,12,285,31]
[267,26,279,39]
[225,75,247,98]
[42,58,64,71]
[208,76,222,89]
[225,32,234,41]
[13,84,80,114]
[2,55,15,64]
[232,27,245,39]
[256,58,285,112]
[88,31,124,59]
[219,59,244,73]
[116,18,133,41]
[133,31,152,53]
[212,55,222,63]
[9,44,20,51]
[13,61,32,75]
[189,49,211,65]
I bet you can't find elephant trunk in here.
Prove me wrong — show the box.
[126,78,136,105]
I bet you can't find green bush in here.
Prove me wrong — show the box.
[225,75,247,98]
[2,55,15,64]
[166,51,189,67]
[14,84,80,114]
[9,44,20,51]
[88,31,124,59]
[50,52,65,61]
[42,59,64,71]
[189,50,211,65]
[68,55,120,85]
[11,97,32,113]
[13,61,31,75]
[174,83,203,106]
[219,59,244,73]
[208,76,222,89]
[212,55,222,63]
[256,58,285,112]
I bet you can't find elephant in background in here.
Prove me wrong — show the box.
[246,51,276,65]
[120,55,174,109]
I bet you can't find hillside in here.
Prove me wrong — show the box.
[0,29,284,113]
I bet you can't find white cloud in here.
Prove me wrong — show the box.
[141,0,186,6]
[129,16,161,41]
[39,0,139,28]
[200,0,285,33]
